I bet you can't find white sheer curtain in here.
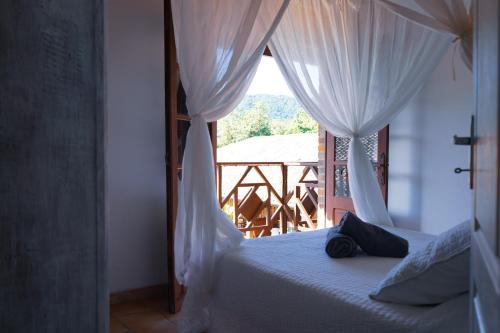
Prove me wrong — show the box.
[171,1,289,331]
[269,0,448,225]
[378,0,472,71]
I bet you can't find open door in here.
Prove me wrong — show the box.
[470,0,500,331]
[164,0,183,313]
[325,127,389,225]
[165,0,217,313]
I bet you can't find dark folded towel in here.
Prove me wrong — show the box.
[338,211,409,258]
[325,226,357,258]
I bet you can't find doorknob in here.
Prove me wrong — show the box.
[454,167,470,174]
[452,116,474,189]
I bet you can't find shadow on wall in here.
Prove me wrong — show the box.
[388,46,473,235]
[388,101,423,232]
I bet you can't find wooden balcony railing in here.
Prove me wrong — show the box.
[216,161,319,238]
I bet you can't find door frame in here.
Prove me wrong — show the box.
[164,0,182,313]
[164,0,218,313]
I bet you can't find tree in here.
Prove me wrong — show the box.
[217,112,244,147]
[217,102,272,147]
[217,96,317,147]
[288,108,318,134]
[270,119,289,135]
[242,102,271,137]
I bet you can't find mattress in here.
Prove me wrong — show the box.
[209,227,469,333]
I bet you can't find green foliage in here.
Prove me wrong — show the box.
[236,94,302,120]
[217,116,243,147]
[222,198,235,221]
[243,102,272,137]
[217,94,317,147]
[288,109,318,134]
[270,119,290,135]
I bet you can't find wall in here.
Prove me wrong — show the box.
[104,0,471,293]
[389,46,473,234]
[0,1,106,332]
[106,0,167,293]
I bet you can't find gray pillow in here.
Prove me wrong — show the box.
[370,221,470,305]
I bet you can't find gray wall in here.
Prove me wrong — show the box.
[0,1,106,332]
[106,0,167,293]
[389,46,473,234]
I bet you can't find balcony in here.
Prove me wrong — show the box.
[217,161,319,238]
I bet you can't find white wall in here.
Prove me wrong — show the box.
[103,1,472,291]
[106,0,167,292]
[389,47,473,234]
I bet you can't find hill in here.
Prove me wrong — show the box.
[235,94,302,120]
[218,94,317,147]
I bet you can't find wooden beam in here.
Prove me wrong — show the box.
[220,166,253,207]
[296,201,316,229]
[253,166,283,203]
[280,164,288,234]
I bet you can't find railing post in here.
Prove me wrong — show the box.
[266,186,272,234]
[294,185,301,230]
[217,164,222,206]
[217,161,318,236]
[280,164,288,234]
[233,188,238,227]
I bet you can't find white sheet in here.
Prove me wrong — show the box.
[209,227,469,333]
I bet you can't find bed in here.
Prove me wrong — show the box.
[209,227,469,333]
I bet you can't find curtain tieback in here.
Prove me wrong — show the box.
[452,21,472,44]
[350,133,361,139]
[190,114,205,123]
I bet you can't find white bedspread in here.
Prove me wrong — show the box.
[209,227,469,333]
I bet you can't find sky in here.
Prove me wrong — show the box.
[246,56,294,97]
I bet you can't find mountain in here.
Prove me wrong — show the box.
[235,94,302,120]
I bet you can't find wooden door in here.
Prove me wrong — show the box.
[325,127,389,225]
[164,0,217,313]
[470,0,500,331]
